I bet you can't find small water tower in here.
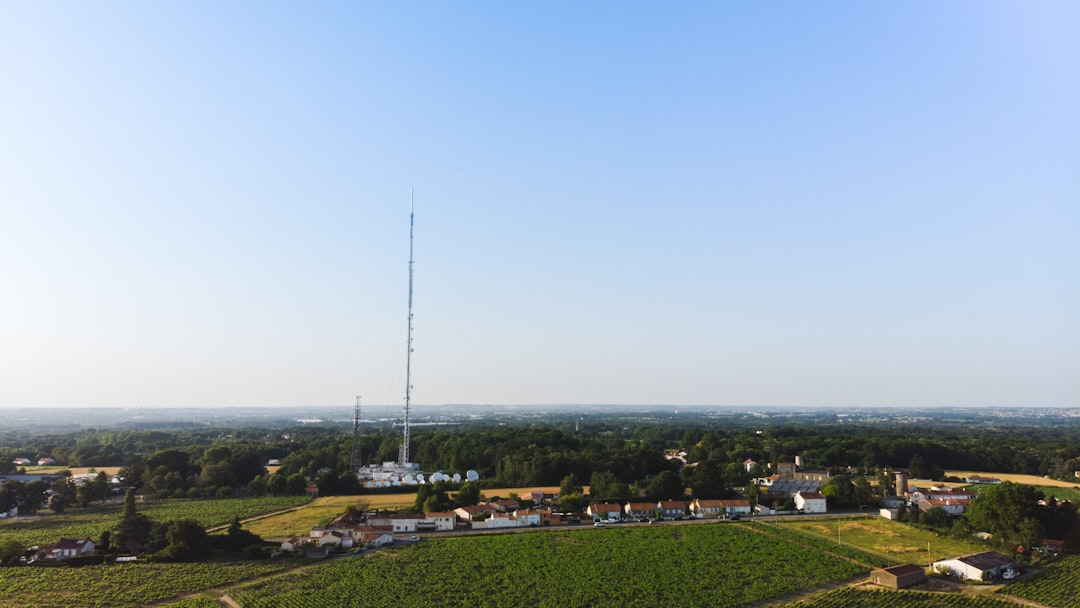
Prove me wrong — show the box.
[895,471,908,496]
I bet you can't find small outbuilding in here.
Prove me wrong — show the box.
[871,564,926,589]
[933,551,1015,581]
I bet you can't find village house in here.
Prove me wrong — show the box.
[793,491,827,514]
[280,537,306,552]
[318,530,354,549]
[963,475,1001,485]
[454,504,495,523]
[933,551,1016,581]
[526,490,557,505]
[624,501,656,521]
[918,497,970,516]
[587,503,623,521]
[367,513,425,532]
[34,538,95,562]
[690,499,726,518]
[743,459,758,473]
[489,499,520,512]
[422,512,456,531]
[718,499,752,517]
[792,469,830,482]
[359,531,395,548]
[512,508,546,527]
[475,512,519,529]
[657,500,688,519]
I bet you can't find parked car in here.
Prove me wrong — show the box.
[593,522,605,527]
[408,536,421,542]
[1002,568,1018,580]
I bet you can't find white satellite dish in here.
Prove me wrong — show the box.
[404,474,415,484]
[392,480,401,486]
[466,470,479,482]
[452,473,462,484]
[417,474,425,483]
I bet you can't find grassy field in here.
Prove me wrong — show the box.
[244,486,561,538]
[783,518,990,565]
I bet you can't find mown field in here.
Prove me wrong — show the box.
[782,517,990,565]
[224,523,871,608]
[946,471,1080,489]
[0,496,311,547]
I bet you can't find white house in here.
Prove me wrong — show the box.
[476,513,520,529]
[280,537,307,552]
[918,497,970,516]
[933,552,1015,581]
[423,512,456,531]
[624,501,656,520]
[657,501,688,519]
[691,499,725,518]
[513,509,544,527]
[718,499,752,516]
[794,491,827,514]
[53,538,95,558]
[587,503,623,521]
[318,531,353,549]
[360,532,395,548]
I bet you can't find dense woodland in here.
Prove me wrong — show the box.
[4,414,1080,502]
[4,412,1080,556]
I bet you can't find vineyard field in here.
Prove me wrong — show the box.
[778,586,1026,607]
[999,554,1080,608]
[0,496,311,547]
[0,560,293,608]
[228,523,868,607]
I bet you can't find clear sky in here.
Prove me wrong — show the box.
[1,2,1077,409]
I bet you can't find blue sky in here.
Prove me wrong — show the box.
[1,2,1077,408]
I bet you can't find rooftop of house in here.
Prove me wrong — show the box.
[955,551,1015,570]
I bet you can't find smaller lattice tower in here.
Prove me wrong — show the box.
[351,395,362,473]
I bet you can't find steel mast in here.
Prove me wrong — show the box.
[400,191,415,466]
[351,395,362,472]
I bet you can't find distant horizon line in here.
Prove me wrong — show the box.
[0,403,1075,410]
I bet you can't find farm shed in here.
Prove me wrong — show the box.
[870,564,926,589]
[932,551,1015,581]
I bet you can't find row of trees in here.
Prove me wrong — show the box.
[110,489,264,560]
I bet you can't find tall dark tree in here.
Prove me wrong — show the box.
[965,482,1045,550]
[222,515,262,552]
[559,473,583,497]
[114,489,154,554]
[645,470,684,500]
[454,482,481,507]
